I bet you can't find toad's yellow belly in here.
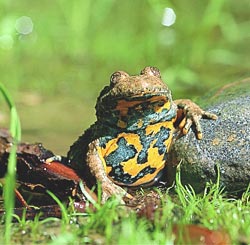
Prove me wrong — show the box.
[98,121,174,186]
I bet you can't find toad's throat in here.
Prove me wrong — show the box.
[97,95,177,130]
[102,89,171,102]
[115,96,170,116]
[114,97,176,130]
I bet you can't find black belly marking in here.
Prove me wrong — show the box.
[137,126,170,164]
[153,126,170,155]
[104,137,137,167]
[109,165,156,185]
[137,131,153,164]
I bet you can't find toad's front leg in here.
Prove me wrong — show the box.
[87,140,133,203]
[174,99,217,139]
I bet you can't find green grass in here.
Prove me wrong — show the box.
[0,83,21,244]
[1,169,250,244]
[0,1,250,244]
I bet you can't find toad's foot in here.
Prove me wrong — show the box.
[175,99,217,139]
[101,178,133,204]
[87,140,133,203]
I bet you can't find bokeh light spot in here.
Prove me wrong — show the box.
[15,16,33,35]
[162,8,176,27]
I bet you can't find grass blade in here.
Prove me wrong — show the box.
[0,83,21,244]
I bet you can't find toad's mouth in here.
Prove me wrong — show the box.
[101,89,171,104]
[109,89,170,100]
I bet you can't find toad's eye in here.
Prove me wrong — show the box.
[110,71,129,86]
[140,66,161,78]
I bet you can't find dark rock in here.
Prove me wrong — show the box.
[168,78,250,194]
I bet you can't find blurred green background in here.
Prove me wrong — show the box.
[0,0,249,154]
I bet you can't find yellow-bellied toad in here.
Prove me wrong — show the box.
[67,67,217,202]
